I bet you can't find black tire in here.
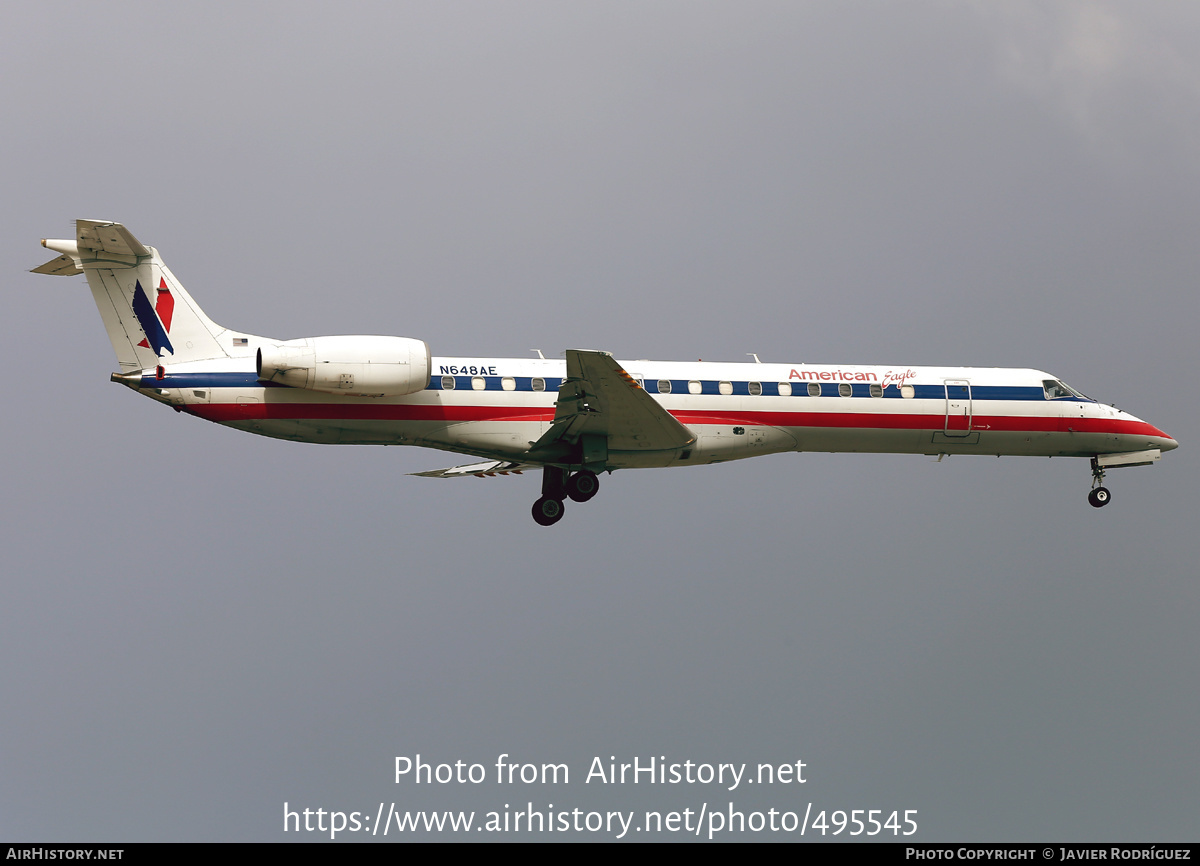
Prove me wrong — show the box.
[532,496,565,526]
[566,470,600,503]
[1088,487,1111,508]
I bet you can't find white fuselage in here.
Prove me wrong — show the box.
[132,354,1177,470]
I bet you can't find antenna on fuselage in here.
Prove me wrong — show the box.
[531,349,546,360]
[748,353,762,364]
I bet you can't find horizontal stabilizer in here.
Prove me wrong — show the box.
[31,254,82,276]
[76,220,150,257]
[411,460,538,478]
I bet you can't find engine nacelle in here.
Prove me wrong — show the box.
[257,335,432,397]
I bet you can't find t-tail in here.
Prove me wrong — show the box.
[33,219,230,369]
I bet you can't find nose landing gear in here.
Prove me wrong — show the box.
[531,467,603,525]
[1088,457,1111,508]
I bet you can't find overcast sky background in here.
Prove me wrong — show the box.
[2,1,1198,842]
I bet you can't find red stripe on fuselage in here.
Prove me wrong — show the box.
[672,410,1168,438]
[186,401,1169,440]
[190,403,556,423]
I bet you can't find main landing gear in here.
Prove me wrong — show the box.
[531,467,601,526]
[1088,457,1111,508]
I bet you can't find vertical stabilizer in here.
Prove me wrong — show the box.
[35,220,230,370]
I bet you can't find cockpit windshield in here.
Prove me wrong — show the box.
[1042,379,1089,400]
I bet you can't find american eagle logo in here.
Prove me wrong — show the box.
[132,278,175,357]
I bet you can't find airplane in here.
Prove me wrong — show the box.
[33,219,1177,526]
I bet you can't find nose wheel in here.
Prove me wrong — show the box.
[1088,457,1111,508]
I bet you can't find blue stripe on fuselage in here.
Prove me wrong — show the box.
[139,372,1091,403]
[140,372,279,389]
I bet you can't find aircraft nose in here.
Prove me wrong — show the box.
[1121,410,1177,453]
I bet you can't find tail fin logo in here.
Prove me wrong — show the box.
[132,278,175,357]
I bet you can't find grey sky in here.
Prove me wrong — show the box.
[2,1,1197,841]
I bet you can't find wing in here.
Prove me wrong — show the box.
[414,351,694,476]
[533,349,695,453]
[410,459,537,479]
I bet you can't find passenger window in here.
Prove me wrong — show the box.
[441,376,456,390]
[748,382,762,396]
[688,380,702,395]
[719,381,733,395]
[658,379,672,394]
[471,376,486,391]
[838,383,852,397]
[870,383,882,398]
[901,384,914,399]
[531,377,545,392]
[807,382,820,397]
[501,377,516,391]
[778,382,792,397]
